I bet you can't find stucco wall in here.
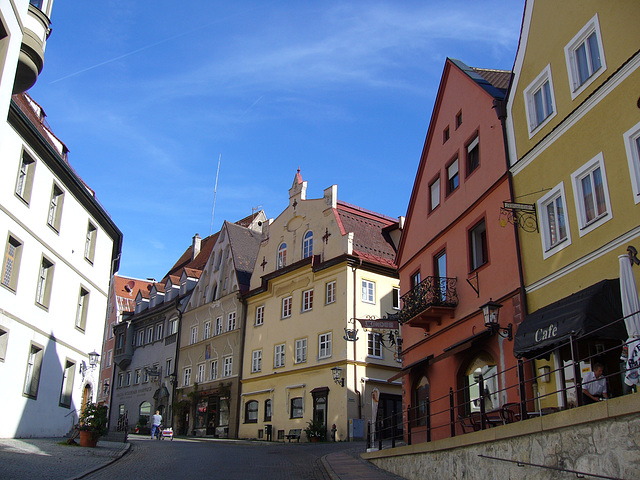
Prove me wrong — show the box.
[365,395,640,480]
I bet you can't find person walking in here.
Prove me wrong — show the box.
[151,410,162,439]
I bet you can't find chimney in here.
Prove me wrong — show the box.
[192,234,201,260]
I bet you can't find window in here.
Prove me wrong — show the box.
[227,312,236,331]
[15,150,35,204]
[245,400,258,423]
[302,231,313,259]
[469,220,488,271]
[197,363,205,383]
[203,321,211,339]
[326,281,336,304]
[414,377,429,427]
[47,184,64,232]
[251,350,262,373]
[318,332,332,359]
[447,158,459,194]
[137,330,144,347]
[623,120,640,203]
[410,271,421,289]
[119,404,125,416]
[429,177,440,211]
[190,326,198,345]
[35,256,54,308]
[274,344,285,368]
[142,367,149,383]
[538,183,571,257]
[295,338,307,364]
[75,287,90,331]
[134,369,140,385]
[456,111,463,128]
[524,65,556,135]
[155,323,163,341]
[282,296,292,318]
[466,136,480,175]
[84,223,97,264]
[434,250,447,302]
[368,332,382,358]
[2,235,22,292]
[169,317,179,335]
[165,358,172,377]
[565,14,605,98]
[183,367,191,386]
[125,371,131,386]
[215,317,223,335]
[117,373,124,388]
[264,399,272,421]
[106,350,112,367]
[59,360,75,407]
[277,243,287,269]
[223,356,233,377]
[210,360,218,380]
[139,402,151,424]
[443,126,450,143]
[571,153,612,235]
[255,306,264,326]
[0,328,9,361]
[302,289,313,312]
[361,280,375,304]
[291,397,303,418]
[146,327,153,344]
[24,343,43,398]
[392,287,400,310]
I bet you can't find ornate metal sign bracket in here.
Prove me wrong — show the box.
[500,202,538,233]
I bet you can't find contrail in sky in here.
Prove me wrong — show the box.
[240,96,264,118]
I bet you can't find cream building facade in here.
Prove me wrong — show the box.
[239,172,402,442]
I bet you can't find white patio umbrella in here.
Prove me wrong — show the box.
[619,253,640,386]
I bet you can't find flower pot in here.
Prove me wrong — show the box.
[310,437,320,443]
[79,431,99,448]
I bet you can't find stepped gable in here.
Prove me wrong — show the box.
[225,221,263,292]
[335,200,398,268]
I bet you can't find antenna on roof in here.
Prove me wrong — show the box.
[210,154,222,235]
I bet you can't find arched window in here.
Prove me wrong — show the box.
[277,243,287,269]
[464,352,498,414]
[413,376,429,426]
[245,400,258,423]
[302,231,313,259]
[139,401,152,424]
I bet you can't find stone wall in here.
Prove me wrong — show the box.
[364,395,640,479]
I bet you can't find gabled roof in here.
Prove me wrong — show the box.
[448,58,511,99]
[182,268,202,280]
[113,275,154,313]
[335,201,398,268]
[225,221,263,291]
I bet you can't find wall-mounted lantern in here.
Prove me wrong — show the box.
[480,298,512,341]
[331,366,344,387]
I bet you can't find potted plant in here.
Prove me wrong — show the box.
[304,419,326,442]
[78,402,108,447]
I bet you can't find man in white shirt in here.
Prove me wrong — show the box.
[582,362,608,405]
[151,410,162,439]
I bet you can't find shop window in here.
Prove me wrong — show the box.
[463,353,499,415]
[245,400,258,423]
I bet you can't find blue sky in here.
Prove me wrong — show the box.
[30,1,524,281]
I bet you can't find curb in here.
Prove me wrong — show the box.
[67,442,131,480]
[321,454,340,480]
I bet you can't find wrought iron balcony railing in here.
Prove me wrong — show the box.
[399,276,458,324]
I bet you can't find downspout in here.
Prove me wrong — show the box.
[171,298,183,429]
[352,259,362,420]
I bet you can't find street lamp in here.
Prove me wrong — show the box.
[80,351,100,378]
[331,366,344,387]
[480,298,512,341]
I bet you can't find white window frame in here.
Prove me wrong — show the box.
[183,367,191,386]
[277,243,287,269]
[367,332,383,358]
[570,152,612,236]
[190,326,198,345]
[447,158,459,194]
[429,177,440,211]
[392,287,401,310]
[282,296,292,318]
[47,184,64,232]
[15,149,35,204]
[210,360,218,380]
[361,280,375,304]
[623,120,640,204]
[564,14,606,100]
[302,231,313,259]
[165,358,172,377]
[469,220,487,271]
[75,287,90,331]
[134,369,140,385]
[227,312,236,331]
[2,234,23,292]
[274,343,285,368]
[251,350,262,373]
[137,330,144,347]
[326,281,336,304]
[35,256,54,309]
[255,305,264,326]
[155,323,163,341]
[84,222,97,264]
[537,182,572,259]
[523,64,557,137]
[59,359,75,407]
[223,356,233,377]
[302,289,313,312]
[146,327,153,344]
[318,332,332,359]
[295,338,307,364]
[215,317,223,335]
[196,363,205,383]
[203,321,211,339]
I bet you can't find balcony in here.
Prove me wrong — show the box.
[13,2,51,93]
[399,276,458,328]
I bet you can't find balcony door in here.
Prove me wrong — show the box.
[434,250,447,303]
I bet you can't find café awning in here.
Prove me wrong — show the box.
[514,279,626,358]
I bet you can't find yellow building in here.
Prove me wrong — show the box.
[238,172,402,442]
[506,1,640,407]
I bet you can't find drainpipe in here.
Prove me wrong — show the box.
[171,298,183,429]
[352,261,362,420]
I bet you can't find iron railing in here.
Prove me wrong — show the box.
[398,276,458,323]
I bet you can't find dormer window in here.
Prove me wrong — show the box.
[302,231,313,259]
[277,243,287,269]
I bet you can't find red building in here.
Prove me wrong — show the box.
[394,59,523,442]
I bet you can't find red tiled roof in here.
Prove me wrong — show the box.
[471,67,512,90]
[183,268,202,279]
[113,276,154,312]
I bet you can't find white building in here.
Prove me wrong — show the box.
[0,0,123,438]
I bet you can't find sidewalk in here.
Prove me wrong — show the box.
[322,449,407,480]
[0,437,130,480]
